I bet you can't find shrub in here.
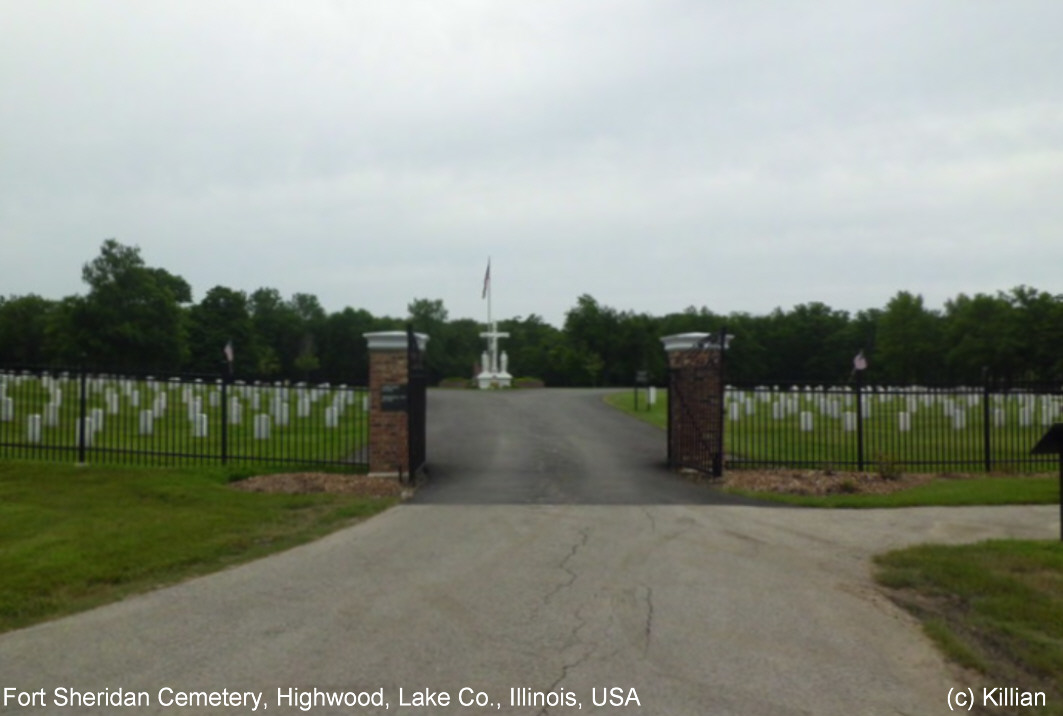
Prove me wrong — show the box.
[514,377,545,389]
[876,453,903,481]
[438,377,472,389]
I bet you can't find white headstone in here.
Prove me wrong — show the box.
[193,413,208,438]
[297,396,310,418]
[898,412,911,432]
[648,385,657,406]
[799,411,814,432]
[130,389,140,407]
[1019,407,1033,427]
[77,417,94,447]
[90,407,104,432]
[188,396,202,422]
[27,414,41,444]
[0,397,13,422]
[254,414,271,440]
[44,402,59,427]
[139,409,154,435]
[729,402,740,421]
[843,412,856,432]
[275,403,289,427]
[229,397,242,425]
[325,406,338,428]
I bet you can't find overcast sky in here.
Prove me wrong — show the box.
[3,1,1062,328]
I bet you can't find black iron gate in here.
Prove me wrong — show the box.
[667,339,726,477]
[406,325,427,480]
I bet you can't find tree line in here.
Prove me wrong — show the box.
[2,240,1062,387]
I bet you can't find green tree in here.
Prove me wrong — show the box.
[499,314,563,383]
[1005,286,1063,381]
[0,295,55,365]
[185,286,254,373]
[758,303,852,382]
[875,292,943,383]
[248,288,301,377]
[319,307,378,384]
[943,292,1020,382]
[75,239,191,371]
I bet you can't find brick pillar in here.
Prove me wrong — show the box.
[363,331,429,478]
[661,332,728,475]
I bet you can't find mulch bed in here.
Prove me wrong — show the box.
[230,472,409,499]
[721,469,946,496]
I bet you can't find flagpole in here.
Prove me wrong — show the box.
[487,257,494,373]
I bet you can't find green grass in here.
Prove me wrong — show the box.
[606,389,668,429]
[875,540,1063,715]
[605,387,1062,472]
[0,460,395,633]
[0,375,368,468]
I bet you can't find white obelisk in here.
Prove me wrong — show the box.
[477,258,512,388]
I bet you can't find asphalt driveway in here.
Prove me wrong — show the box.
[413,388,758,504]
[1,389,1057,715]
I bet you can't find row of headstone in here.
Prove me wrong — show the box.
[727,396,1061,431]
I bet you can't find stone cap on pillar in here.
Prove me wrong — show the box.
[660,332,733,351]
[363,331,430,352]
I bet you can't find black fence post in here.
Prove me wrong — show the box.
[220,374,229,466]
[855,372,865,471]
[77,366,88,465]
[715,326,728,477]
[983,367,992,472]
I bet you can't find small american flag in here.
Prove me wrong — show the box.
[853,350,868,371]
[482,259,491,299]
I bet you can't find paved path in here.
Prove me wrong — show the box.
[413,388,758,505]
[1,390,1058,715]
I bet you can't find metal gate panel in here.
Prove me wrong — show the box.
[406,325,427,480]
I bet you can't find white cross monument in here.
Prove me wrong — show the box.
[477,258,513,389]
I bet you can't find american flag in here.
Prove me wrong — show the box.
[853,350,868,371]
[482,259,491,299]
[223,340,234,364]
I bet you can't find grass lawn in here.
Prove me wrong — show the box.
[0,460,395,633]
[875,540,1063,715]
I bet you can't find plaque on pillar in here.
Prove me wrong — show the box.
[381,384,408,411]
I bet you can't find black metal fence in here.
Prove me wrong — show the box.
[406,326,427,479]
[724,379,1063,472]
[0,366,369,471]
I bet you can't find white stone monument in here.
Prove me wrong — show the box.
[476,258,513,389]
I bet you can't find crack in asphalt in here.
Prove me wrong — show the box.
[538,611,596,716]
[542,528,590,606]
[641,584,654,656]
[642,506,658,534]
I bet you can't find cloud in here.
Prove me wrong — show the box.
[2,1,1062,326]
